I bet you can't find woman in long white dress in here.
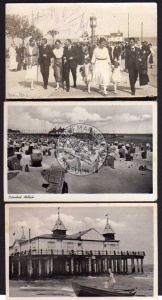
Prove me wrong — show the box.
[9,44,17,71]
[24,38,39,90]
[91,38,111,96]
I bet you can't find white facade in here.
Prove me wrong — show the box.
[10,228,119,255]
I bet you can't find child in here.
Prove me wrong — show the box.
[80,54,93,94]
[111,60,122,94]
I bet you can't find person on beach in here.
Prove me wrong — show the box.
[91,37,111,96]
[110,60,122,94]
[24,38,39,90]
[107,268,116,288]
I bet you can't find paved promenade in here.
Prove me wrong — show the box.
[6,61,157,99]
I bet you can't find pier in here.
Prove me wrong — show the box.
[9,250,145,279]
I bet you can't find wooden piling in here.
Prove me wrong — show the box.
[28,258,33,277]
[18,260,21,277]
[9,250,145,279]
[70,258,74,274]
[137,258,140,272]
[141,258,144,273]
[46,259,50,275]
[38,259,42,276]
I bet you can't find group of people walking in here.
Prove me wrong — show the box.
[8,37,155,96]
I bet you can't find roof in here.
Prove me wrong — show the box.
[68,228,91,239]
[37,229,91,240]
[52,217,67,232]
[103,222,115,235]
[38,228,103,240]
[10,238,28,248]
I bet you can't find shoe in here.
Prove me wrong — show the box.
[66,89,70,92]
[73,85,77,88]
[31,85,34,90]
[88,90,91,94]
[131,92,135,96]
[103,91,108,96]
[44,86,47,90]
[114,91,117,94]
[55,87,59,90]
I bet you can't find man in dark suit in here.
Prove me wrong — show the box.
[125,38,140,95]
[113,42,122,61]
[39,38,53,89]
[63,39,78,92]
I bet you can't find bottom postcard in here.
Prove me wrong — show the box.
[5,203,157,299]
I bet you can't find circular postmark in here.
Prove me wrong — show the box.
[56,123,107,176]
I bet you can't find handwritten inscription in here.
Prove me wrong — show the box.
[31,6,89,36]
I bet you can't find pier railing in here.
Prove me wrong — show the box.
[10,249,145,257]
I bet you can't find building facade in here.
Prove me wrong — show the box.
[9,213,119,255]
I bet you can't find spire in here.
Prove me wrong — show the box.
[103,214,115,241]
[51,208,67,236]
[20,226,26,240]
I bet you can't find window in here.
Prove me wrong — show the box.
[67,242,74,251]
[47,241,56,250]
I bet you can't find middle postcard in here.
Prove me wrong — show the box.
[4,101,157,202]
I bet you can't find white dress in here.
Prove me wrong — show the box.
[111,66,121,83]
[9,46,17,70]
[91,47,111,86]
[25,46,37,81]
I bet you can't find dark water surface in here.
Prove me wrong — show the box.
[10,266,153,297]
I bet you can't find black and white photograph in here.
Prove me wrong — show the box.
[6,203,157,299]
[6,3,157,99]
[4,101,157,201]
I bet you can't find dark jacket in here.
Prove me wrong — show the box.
[39,44,53,66]
[113,46,122,60]
[63,45,78,68]
[125,46,140,70]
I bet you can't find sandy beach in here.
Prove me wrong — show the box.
[8,146,152,194]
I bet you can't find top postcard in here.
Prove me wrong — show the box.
[5,3,157,100]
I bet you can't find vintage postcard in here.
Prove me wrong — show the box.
[6,3,157,99]
[4,101,157,202]
[5,203,158,300]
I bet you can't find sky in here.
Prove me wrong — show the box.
[6,3,157,39]
[9,205,154,264]
[8,104,153,134]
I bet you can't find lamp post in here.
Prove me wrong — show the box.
[90,15,97,43]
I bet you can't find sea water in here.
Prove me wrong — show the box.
[9,265,153,297]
